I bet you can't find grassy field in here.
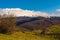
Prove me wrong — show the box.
[0,31,55,40]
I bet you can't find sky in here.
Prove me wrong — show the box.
[0,0,60,17]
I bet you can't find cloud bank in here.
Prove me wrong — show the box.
[0,8,60,17]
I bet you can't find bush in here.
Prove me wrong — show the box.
[0,14,16,34]
[46,25,60,40]
[46,25,60,34]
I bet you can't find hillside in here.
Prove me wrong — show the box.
[0,15,60,40]
[16,16,60,30]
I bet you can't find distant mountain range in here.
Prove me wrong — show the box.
[16,16,60,30]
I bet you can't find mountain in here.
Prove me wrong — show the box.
[16,16,60,31]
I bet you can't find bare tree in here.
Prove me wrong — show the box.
[0,14,16,34]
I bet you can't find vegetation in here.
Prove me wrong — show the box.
[47,25,60,34]
[0,14,60,40]
[0,32,55,40]
[46,25,60,40]
[0,14,16,34]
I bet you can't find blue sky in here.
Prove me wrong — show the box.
[0,0,60,13]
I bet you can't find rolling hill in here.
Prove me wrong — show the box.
[16,16,60,30]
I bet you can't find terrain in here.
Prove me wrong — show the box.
[16,16,60,30]
[0,15,60,40]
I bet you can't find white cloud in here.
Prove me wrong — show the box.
[49,13,60,17]
[0,8,60,17]
[56,9,60,12]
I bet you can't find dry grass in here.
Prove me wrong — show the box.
[0,31,55,40]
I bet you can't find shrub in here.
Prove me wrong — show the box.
[46,25,60,40]
[46,25,60,34]
[0,14,16,34]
